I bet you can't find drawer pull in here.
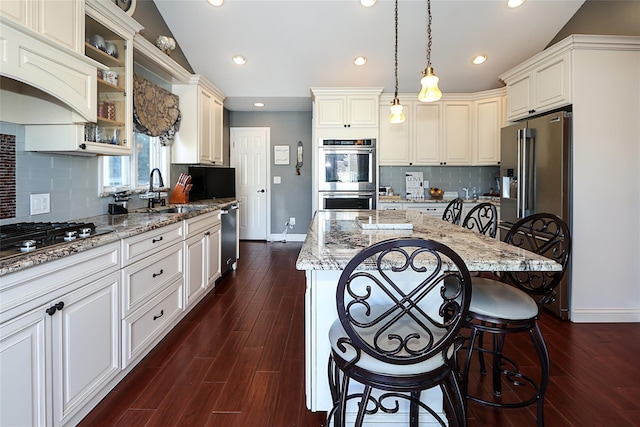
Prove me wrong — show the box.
[152,236,164,243]
[152,269,164,278]
[204,231,211,236]
[46,301,65,316]
[153,310,164,320]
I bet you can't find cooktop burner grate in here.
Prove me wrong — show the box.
[0,222,97,252]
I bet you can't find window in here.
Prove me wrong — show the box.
[100,133,170,195]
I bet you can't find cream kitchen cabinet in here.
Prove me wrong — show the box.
[378,98,411,165]
[379,90,505,166]
[184,212,221,308]
[501,51,571,121]
[0,242,120,427]
[473,95,504,165]
[407,100,473,166]
[378,98,441,166]
[121,223,185,368]
[22,0,142,155]
[0,0,84,53]
[172,75,226,165]
[312,88,382,129]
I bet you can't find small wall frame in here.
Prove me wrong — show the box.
[274,145,290,165]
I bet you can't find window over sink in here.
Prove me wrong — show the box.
[100,132,169,195]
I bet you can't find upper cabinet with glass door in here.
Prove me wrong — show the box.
[83,0,142,155]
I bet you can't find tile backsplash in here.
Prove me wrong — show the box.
[0,133,16,219]
[379,165,500,199]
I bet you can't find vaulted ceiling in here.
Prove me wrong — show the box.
[154,0,586,111]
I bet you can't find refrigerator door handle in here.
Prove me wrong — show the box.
[517,129,524,218]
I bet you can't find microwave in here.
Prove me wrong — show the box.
[317,139,376,192]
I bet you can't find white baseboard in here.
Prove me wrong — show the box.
[268,233,307,242]
[570,308,640,323]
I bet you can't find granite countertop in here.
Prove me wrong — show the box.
[379,196,500,204]
[0,198,237,276]
[295,209,559,272]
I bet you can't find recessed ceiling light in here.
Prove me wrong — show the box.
[472,55,488,65]
[232,55,247,65]
[508,0,525,8]
[254,102,265,108]
[360,0,376,7]
[208,0,224,6]
[354,56,367,66]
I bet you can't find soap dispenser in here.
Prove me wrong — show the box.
[472,187,478,201]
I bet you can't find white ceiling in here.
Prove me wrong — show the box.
[154,0,585,112]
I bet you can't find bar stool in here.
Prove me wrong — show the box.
[461,213,571,427]
[327,238,472,427]
[461,202,498,238]
[442,198,464,225]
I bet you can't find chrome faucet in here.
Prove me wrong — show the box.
[148,168,166,208]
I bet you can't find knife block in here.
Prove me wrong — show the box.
[169,183,190,204]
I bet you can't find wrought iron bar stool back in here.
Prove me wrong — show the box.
[328,238,472,427]
[442,198,464,225]
[461,202,498,238]
[461,213,571,427]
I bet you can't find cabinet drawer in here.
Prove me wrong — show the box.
[406,205,446,218]
[122,278,183,368]
[121,222,183,266]
[184,211,220,239]
[121,242,183,316]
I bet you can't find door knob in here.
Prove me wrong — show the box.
[257,189,265,193]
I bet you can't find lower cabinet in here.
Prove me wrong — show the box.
[122,279,183,368]
[184,212,221,307]
[51,273,120,426]
[1,210,225,425]
[0,243,120,427]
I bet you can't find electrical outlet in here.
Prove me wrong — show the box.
[30,193,51,215]
[289,217,296,226]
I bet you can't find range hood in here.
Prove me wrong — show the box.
[0,17,100,124]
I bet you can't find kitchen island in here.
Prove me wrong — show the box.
[295,209,560,425]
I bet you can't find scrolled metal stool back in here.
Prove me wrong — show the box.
[502,213,571,304]
[336,238,472,366]
[442,198,464,225]
[461,202,498,238]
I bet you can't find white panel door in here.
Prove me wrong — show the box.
[231,127,269,240]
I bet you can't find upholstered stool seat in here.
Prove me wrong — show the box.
[468,278,538,320]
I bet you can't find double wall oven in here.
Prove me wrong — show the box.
[317,138,376,210]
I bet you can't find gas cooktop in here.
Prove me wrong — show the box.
[0,221,113,260]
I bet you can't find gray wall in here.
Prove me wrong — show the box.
[228,111,313,234]
[548,0,640,47]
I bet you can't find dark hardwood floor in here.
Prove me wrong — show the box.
[80,241,640,427]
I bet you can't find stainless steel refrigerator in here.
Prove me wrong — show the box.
[500,111,572,319]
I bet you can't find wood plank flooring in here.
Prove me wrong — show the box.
[79,241,640,427]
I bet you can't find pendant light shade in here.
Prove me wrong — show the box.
[389,0,405,123]
[418,66,442,102]
[389,98,406,123]
[418,0,442,102]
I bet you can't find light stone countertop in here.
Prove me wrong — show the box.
[295,209,559,272]
[0,198,237,276]
[379,196,500,204]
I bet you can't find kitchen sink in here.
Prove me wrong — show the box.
[152,206,201,214]
[129,206,202,214]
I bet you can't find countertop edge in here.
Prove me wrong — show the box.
[0,198,237,277]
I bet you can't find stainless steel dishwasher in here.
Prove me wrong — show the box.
[220,203,238,275]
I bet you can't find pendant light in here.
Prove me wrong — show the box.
[418,0,442,102]
[389,0,405,123]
